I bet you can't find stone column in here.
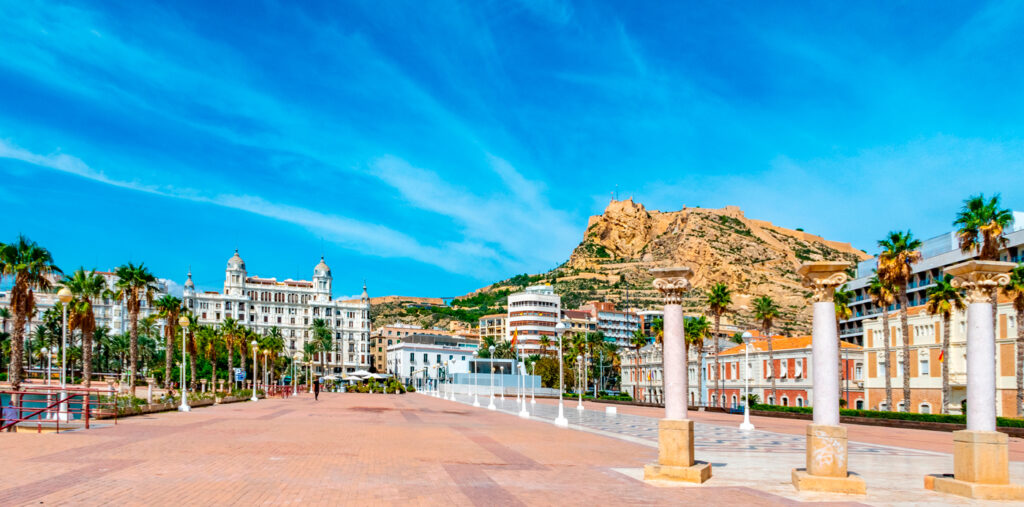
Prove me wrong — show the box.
[145,377,155,404]
[643,267,711,484]
[792,261,865,495]
[217,379,225,393]
[926,260,1024,500]
[200,379,208,393]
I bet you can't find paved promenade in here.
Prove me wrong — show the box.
[0,392,1020,505]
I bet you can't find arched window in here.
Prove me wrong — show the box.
[731,394,737,407]
[781,396,789,407]
[855,399,864,410]
[796,397,803,407]
[919,403,931,414]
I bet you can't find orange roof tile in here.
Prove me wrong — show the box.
[717,334,861,356]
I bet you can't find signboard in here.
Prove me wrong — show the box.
[233,368,246,382]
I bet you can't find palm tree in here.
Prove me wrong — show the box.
[1003,264,1024,417]
[221,317,240,392]
[877,230,922,413]
[628,329,647,400]
[868,275,895,411]
[706,283,731,408]
[926,274,965,415]
[262,326,285,384]
[185,312,199,388]
[154,295,183,388]
[92,326,113,373]
[112,263,158,393]
[197,325,221,392]
[63,268,106,387]
[686,315,710,406]
[753,296,779,404]
[954,193,1014,330]
[834,284,854,404]
[0,235,62,391]
[310,318,331,377]
[0,307,10,334]
[539,335,551,356]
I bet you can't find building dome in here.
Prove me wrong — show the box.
[184,269,195,289]
[314,256,331,277]
[227,249,246,271]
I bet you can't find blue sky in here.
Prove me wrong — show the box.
[2,1,1023,298]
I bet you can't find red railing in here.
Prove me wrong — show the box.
[262,385,296,398]
[1,386,116,434]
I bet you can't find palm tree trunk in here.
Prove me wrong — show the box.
[882,307,892,411]
[129,307,139,397]
[713,313,721,408]
[83,329,94,388]
[10,311,27,391]
[899,287,911,413]
[942,311,951,415]
[164,324,173,389]
[188,333,197,389]
[1016,307,1023,417]
[226,345,234,393]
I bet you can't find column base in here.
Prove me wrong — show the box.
[792,469,866,495]
[644,462,712,484]
[925,474,1024,500]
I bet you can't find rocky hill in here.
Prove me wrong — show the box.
[466,199,870,335]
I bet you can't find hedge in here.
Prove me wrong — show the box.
[750,404,1024,428]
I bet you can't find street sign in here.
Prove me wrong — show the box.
[233,368,246,381]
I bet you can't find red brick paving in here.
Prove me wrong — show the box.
[0,393,865,505]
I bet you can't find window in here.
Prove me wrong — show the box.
[423,353,428,363]
[781,396,789,406]
[919,355,929,377]
[920,403,931,414]
[854,365,863,380]
[856,400,864,410]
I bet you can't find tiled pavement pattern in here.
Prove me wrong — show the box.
[0,393,860,506]
[453,393,938,457]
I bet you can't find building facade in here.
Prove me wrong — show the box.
[185,251,371,375]
[506,285,561,356]
[862,298,1020,416]
[387,333,480,387]
[578,301,640,348]
[478,313,506,346]
[840,225,1024,346]
[0,271,170,337]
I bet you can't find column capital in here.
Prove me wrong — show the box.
[945,260,1015,304]
[650,267,693,304]
[798,262,851,302]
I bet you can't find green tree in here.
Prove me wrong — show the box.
[221,316,241,392]
[0,235,62,390]
[954,193,1014,329]
[63,268,107,387]
[310,318,331,377]
[197,325,221,391]
[868,275,896,411]
[877,230,922,412]
[112,262,159,391]
[753,296,780,404]
[154,295,183,388]
[926,274,965,415]
[706,283,732,407]
[1003,264,1024,417]
[686,315,710,406]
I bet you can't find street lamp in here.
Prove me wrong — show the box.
[178,315,191,412]
[472,351,480,407]
[487,345,496,410]
[293,352,301,397]
[57,287,72,388]
[554,321,568,427]
[518,355,530,419]
[577,354,584,411]
[740,331,754,431]
[250,340,259,402]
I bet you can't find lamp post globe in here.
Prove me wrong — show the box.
[250,340,259,402]
[471,350,480,407]
[740,331,755,431]
[487,345,496,410]
[178,315,191,412]
[576,354,584,411]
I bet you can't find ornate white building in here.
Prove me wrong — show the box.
[184,251,371,375]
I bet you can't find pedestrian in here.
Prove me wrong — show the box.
[3,399,18,432]
[313,379,320,401]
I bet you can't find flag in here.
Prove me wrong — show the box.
[938,350,944,362]
[510,329,518,348]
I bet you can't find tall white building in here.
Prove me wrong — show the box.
[506,285,561,356]
[185,251,371,375]
[0,271,169,336]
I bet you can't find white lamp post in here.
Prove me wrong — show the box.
[472,351,480,407]
[57,287,72,422]
[740,331,754,431]
[178,315,191,412]
[518,354,530,419]
[250,340,259,402]
[487,345,496,410]
[530,362,536,404]
[577,354,584,411]
[554,321,568,427]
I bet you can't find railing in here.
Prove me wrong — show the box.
[1,386,116,433]
[263,385,294,398]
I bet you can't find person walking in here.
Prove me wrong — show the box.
[313,379,320,401]
[3,400,18,432]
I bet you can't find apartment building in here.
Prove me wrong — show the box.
[506,285,561,356]
[578,301,640,348]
